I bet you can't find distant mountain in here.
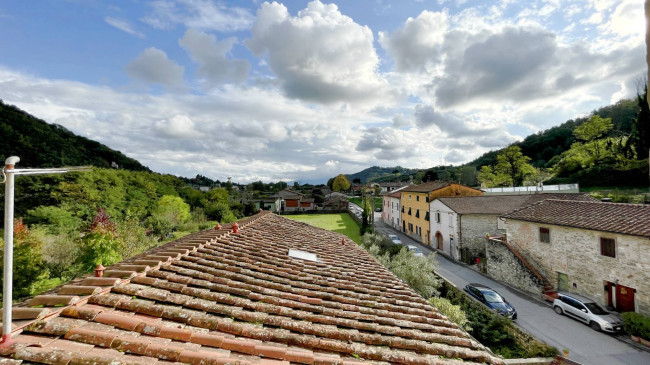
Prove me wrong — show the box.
[345,166,417,183]
[0,100,149,171]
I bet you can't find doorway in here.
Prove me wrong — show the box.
[435,232,443,250]
[557,272,569,292]
[615,283,636,312]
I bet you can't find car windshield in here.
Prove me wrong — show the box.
[482,291,504,303]
[585,302,609,315]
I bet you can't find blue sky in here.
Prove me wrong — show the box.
[0,0,644,183]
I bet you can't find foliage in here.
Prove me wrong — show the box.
[38,229,81,279]
[331,174,351,192]
[429,297,471,331]
[25,205,82,234]
[573,115,613,160]
[78,208,120,271]
[152,195,191,226]
[362,233,440,299]
[622,312,650,340]
[630,85,650,159]
[478,146,535,187]
[0,219,50,299]
[360,193,374,235]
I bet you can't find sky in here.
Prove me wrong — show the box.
[0,0,644,184]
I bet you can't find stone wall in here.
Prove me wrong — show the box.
[486,238,544,295]
[459,214,505,261]
[506,220,650,315]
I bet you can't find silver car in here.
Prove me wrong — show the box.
[387,234,402,245]
[407,245,424,257]
[553,292,623,333]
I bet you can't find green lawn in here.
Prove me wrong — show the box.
[348,196,382,209]
[287,213,362,244]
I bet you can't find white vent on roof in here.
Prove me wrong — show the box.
[288,249,318,262]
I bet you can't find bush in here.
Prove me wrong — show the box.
[429,297,471,331]
[622,312,650,340]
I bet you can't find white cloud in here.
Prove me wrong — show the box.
[379,10,449,73]
[142,0,254,32]
[155,115,201,138]
[125,47,185,90]
[105,17,145,38]
[246,1,391,105]
[179,29,249,85]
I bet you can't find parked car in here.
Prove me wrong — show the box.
[552,292,623,333]
[464,283,517,319]
[407,245,424,257]
[375,207,382,212]
[387,234,402,245]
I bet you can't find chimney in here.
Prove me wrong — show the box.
[94,264,105,278]
[232,222,240,234]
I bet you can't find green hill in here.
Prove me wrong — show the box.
[0,100,149,171]
[345,166,416,183]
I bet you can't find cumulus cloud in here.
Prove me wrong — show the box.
[142,0,253,32]
[246,1,390,104]
[179,29,249,85]
[105,17,145,38]
[379,10,448,73]
[125,47,184,90]
[155,115,201,138]
[414,104,499,137]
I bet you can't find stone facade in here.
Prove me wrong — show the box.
[486,238,544,295]
[506,220,650,315]
[459,214,505,261]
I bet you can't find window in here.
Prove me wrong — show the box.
[408,223,413,232]
[600,238,616,258]
[425,212,430,221]
[426,196,430,202]
[408,207,412,215]
[539,227,550,243]
[409,195,412,200]
[497,218,505,230]
[448,214,453,227]
[435,212,441,223]
[401,206,405,213]
[416,226,421,236]
[416,195,420,201]
[415,209,420,218]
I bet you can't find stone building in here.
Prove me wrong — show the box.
[503,199,650,315]
[430,194,596,262]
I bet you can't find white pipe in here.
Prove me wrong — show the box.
[2,156,18,343]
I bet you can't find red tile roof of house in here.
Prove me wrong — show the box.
[502,199,650,238]
[0,212,501,364]
[435,194,597,215]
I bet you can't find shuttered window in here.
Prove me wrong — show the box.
[600,238,615,258]
[539,228,550,243]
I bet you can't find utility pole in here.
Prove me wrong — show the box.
[1,156,88,346]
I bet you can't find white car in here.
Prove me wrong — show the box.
[553,292,623,333]
[407,245,424,257]
[387,234,402,245]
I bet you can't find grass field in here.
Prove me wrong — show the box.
[348,196,383,209]
[287,213,362,244]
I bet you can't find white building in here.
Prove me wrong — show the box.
[381,186,408,229]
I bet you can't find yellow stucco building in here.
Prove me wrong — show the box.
[400,181,483,244]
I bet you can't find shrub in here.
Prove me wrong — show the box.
[429,297,471,331]
[622,312,650,340]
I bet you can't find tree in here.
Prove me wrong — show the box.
[494,145,535,186]
[573,115,614,160]
[331,174,351,192]
[78,208,121,272]
[353,178,361,184]
[631,85,650,159]
[459,166,478,186]
[0,219,49,298]
[152,195,190,226]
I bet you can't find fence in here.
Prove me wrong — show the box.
[482,184,579,195]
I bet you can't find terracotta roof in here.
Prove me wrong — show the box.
[0,212,501,364]
[435,194,597,215]
[502,199,650,238]
[400,181,451,193]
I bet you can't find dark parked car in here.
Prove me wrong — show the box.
[464,283,517,319]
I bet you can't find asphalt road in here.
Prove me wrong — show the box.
[373,212,650,365]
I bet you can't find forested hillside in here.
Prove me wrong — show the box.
[0,100,149,171]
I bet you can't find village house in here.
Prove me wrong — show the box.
[378,181,408,193]
[502,200,650,315]
[400,182,483,244]
[250,197,282,213]
[381,185,409,230]
[430,193,596,262]
[272,188,304,212]
[0,212,500,364]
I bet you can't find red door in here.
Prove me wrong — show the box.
[616,284,635,312]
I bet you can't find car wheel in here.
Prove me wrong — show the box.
[554,306,563,315]
[590,321,601,331]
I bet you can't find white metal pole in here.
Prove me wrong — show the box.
[2,156,18,344]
